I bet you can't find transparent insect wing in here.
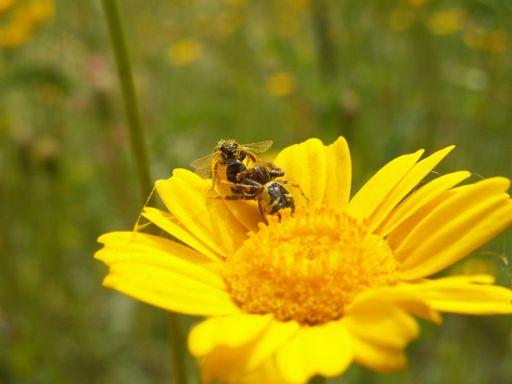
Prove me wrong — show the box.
[241,140,273,154]
[190,153,214,178]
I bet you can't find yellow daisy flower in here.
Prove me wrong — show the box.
[426,8,467,36]
[0,0,15,13]
[265,71,296,98]
[0,0,54,48]
[95,137,512,383]
[168,38,203,67]
[406,0,430,7]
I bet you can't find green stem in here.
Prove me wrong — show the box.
[309,375,327,384]
[100,0,152,201]
[168,314,189,384]
[100,1,188,383]
[311,0,337,82]
[310,0,356,140]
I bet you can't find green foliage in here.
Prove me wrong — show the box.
[0,0,511,383]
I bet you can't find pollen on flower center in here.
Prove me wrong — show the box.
[223,208,399,325]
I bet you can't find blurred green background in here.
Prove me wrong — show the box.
[1,0,512,383]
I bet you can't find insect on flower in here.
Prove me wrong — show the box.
[222,164,304,218]
[96,137,512,384]
[192,139,306,218]
[190,139,284,192]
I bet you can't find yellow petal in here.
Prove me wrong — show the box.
[378,170,471,237]
[198,344,254,384]
[142,207,221,261]
[351,287,442,324]
[215,182,262,233]
[344,300,419,349]
[96,231,222,288]
[274,138,327,208]
[193,318,298,384]
[202,356,287,384]
[275,321,353,383]
[368,146,455,231]
[103,262,240,316]
[201,345,290,384]
[323,136,351,208]
[156,168,252,256]
[350,338,407,372]
[206,194,251,255]
[386,189,456,250]
[398,275,512,314]
[156,169,225,255]
[344,297,424,371]
[395,177,509,258]
[348,149,424,220]
[421,274,495,284]
[246,319,300,371]
[399,191,512,280]
[189,314,272,357]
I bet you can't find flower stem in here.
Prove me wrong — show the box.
[168,314,189,384]
[308,376,327,384]
[310,0,337,82]
[100,1,188,383]
[100,0,152,201]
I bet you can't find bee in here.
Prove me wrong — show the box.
[190,139,283,191]
[222,165,307,218]
[233,164,283,188]
[223,179,296,218]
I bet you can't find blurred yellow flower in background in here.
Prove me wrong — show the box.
[215,0,246,37]
[0,18,31,47]
[272,0,309,38]
[265,71,296,97]
[427,8,467,35]
[22,0,53,23]
[0,0,15,13]
[0,0,54,48]
[484,30,509,54]
[464,27,509,55]
[390,1,510,55]
[224,0,246,7]
[463,27,489,51]
[168,38,203,67]
[96,137,512,383]
[406,0,430,7]
[388,7,415,32]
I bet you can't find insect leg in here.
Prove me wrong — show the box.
[246,152,258,164]
[211,161,219,191]
[219,179,262,195]
[238,178,262,187]
[278,179,309,202]
[213,194,257,201]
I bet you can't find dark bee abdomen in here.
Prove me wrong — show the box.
[265,182,295,214]
[225,160,247,184]
[241,165,270,185]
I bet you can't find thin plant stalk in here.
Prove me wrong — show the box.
[100,1,188,383]
[168,314,189,384]
[411,22,441,149]
[310,0,357,140]
[309,375,327,384]
[311,0,337,82]
[100,0,152,201]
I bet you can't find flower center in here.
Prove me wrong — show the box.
[223,208,399,325]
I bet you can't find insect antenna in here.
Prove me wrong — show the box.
[129,184,162,245]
